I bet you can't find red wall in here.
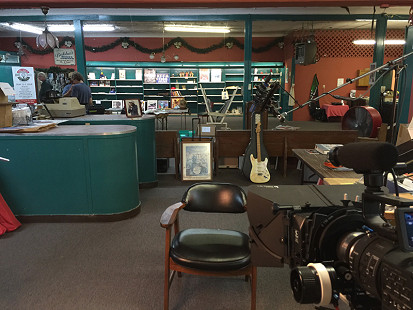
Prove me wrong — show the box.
[3,33,411,122]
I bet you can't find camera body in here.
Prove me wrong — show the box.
[247,142,413,309]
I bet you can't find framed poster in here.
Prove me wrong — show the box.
[210,69,222,82]
[53,48,76,66]
[125,99,142,117]
[199,69,210,82]
[12,66,37,104]
[181,139,213,181]
[144,69,156,83]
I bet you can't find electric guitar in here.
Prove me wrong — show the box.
[249,120,270,183]
[242,113,270,183]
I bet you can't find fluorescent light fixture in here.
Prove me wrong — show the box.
[356,19,409,22]
[48,24,74,32]
[1,22,115,33]
[353,39,406,45]
[384,39,406,45]
[5,23,43,34]
[83,24,115,32]
[353,39,376,45]
[164,25,230,33]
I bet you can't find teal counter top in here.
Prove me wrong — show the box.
[0,125,140,221]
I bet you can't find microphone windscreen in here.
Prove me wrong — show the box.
[329,142,398,173]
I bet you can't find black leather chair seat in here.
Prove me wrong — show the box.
[170,228,251,271]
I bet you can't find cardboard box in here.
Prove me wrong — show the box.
[0,82,15,127]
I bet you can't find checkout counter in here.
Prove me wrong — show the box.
[63,114,157,188]
[39,97,157,188]
[0,125,140,221]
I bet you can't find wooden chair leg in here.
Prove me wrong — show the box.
[164,262,170,310]
[250,266,257,310]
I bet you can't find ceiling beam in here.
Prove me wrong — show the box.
[1,0,412,9]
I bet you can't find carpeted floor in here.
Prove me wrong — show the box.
[0,119,347,310]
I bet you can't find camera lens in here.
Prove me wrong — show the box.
[290,263,335,306]
[290,266,321,304]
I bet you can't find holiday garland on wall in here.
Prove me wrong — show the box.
[16,36,283,55]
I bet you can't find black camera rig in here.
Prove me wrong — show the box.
[246,142,413,310]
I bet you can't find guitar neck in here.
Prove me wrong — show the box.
[256,125,261,162]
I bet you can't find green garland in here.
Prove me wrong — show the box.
[17,36,283,55]
[35,66,75,74]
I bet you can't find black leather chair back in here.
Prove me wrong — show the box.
[182,182,246,213]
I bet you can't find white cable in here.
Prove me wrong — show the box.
[308,263,332,306]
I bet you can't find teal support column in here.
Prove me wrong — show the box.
[243,17,253,129]
[74,19,87,84]
[398,26,413,124]
[369,15,387,109]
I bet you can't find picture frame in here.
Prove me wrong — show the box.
[125,99,142,118]
[181,139,213,181]
[111,100,123,109]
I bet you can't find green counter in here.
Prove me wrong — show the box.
[0,125,140,220]
[63,115,157,188]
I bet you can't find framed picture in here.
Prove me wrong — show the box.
[181,139,213,181]
[146,100,157,110]
[125,99,142,118]
[111,100,123,109]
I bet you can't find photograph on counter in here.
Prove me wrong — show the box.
[157,100,169,110]
[146,100,157,110]
[125,99,142,118]
[112,100,124,109]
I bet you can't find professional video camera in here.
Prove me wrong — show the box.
[247,142,413,310]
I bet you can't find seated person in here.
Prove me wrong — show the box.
[63,71,92,107]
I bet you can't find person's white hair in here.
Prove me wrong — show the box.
[38,72,47,78]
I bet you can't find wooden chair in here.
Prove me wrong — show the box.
[160,182,256,310]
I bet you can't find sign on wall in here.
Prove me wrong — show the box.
[11,66,37,104]
[54,48,76,66]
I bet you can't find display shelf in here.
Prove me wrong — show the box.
[87,61,286,115]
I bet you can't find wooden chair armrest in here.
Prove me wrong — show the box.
[160,202,185,228]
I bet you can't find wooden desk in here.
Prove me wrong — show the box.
[293,149,360,184]
[214,129,358,177]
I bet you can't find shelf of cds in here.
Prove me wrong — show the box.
[86,62,285,114]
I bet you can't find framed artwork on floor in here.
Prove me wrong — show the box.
[181,139,213,181]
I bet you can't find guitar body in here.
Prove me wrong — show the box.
[250,155,270,183]
[242,112,270,183]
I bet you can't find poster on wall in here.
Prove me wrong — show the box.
[53,48,76,66]
[11,66,37,104]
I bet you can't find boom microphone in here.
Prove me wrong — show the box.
[328,142,398,173]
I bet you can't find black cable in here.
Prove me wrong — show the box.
[391,168,400,197]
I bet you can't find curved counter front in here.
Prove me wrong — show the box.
[0,125,140,221]
[63,115,157,188]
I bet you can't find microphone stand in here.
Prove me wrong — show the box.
[277,50,413,140]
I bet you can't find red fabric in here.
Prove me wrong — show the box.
[0,192,21,235]
[322,104,349,118]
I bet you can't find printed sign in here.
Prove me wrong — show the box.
[12,66,37,104]
[54,48,76,65]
